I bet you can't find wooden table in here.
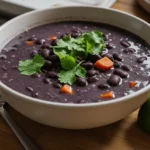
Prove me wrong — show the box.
[0,0,150,150]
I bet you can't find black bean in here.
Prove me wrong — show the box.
[71,29,80,33]
[89,54,101,63]
[81,62,93,69]
[35,39,45,45]
[137,56,147,63]
[114,60,122,68]
[26,87,33,92]
[42,48,51,59]
[30,50,38,58]
[122,64,131,71]
[113,53,122,61]
[98,84,109,89]
[44,60,52,69]
[76,77,88,86]
[41,43,51,49]
[27,37,37,41]
[120,40,131,47]
[43,78,51,83]
[87,70,98,77]
[123,48,136,54]
[114,69,128,78]
[106,43,114,49]
[31,73,41,78]
[0,54,7,60]
[53,83,62,88]
[103,54,113,60]
[13,44,19,47]
[48,55,59,62]
[87,76,99,83]
[12,65,18,69]
[32,92,39,98]
[47,71,58,78]
[71,32,80,38]
[107,75,120,86]
[51,39,58,46]
[103,34,109,41]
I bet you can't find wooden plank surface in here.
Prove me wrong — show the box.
[0,0,150,150]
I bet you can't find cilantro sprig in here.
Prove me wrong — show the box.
[18,54,44,75]
[58,63,86,85]
[53,31,105,58]
[18,30,105,85]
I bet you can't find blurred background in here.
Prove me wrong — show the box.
[0,0,149,25]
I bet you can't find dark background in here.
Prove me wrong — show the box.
[0,14,11,25]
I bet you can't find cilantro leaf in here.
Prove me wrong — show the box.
[75,66,86,78]
[60,55,77,70]
[53,30,105,59]
[54,35,85,52]
[18,54,44,76]
[58,64,86,85]
[83,31,105,55]
[58,69,76,85]
[33,54,45,66]
[92,43,105,55]
[53,48,69,58]
[56,35,74,50]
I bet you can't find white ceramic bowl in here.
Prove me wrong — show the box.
[0,6,150,129]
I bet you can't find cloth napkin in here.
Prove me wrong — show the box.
[3,0,117,9]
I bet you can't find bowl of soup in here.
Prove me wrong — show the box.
[0,6,150,129]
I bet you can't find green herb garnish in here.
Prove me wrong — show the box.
[53,31,105,58]
[18,31,105,85]
[58,62,86,85]
[18,54,44,75]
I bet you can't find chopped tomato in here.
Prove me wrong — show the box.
[129,81,137,88]
[49,35,57,40]
[100,91,114,99]
[25,41,34,45]
[60,85,74,95]
[94,57,114,71]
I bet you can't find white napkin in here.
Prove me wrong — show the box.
[4,0,117,9]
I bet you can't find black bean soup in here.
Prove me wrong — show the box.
[0,21,150,104]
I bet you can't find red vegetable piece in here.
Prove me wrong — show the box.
[25,41,34,45]
[49,35,57,40]
[94,57,114,71]
[100,91,114,99]
[129,81,137,88]
[60,84,74,95]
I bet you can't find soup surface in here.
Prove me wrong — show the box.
[0,21,150,103]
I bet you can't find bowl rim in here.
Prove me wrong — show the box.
[0,6,150,108]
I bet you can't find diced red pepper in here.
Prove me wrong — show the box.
[94,57,114,71]
[49,35,57,40]
[129,81,137,88]
[100,91,114,99]
[60,84,74,95]
[25,41,34,45]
